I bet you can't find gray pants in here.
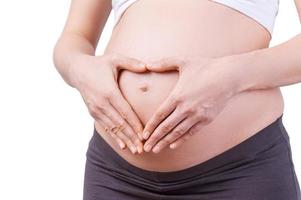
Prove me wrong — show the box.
[83,114,301,200]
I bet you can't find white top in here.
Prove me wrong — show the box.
[112,0,279,35]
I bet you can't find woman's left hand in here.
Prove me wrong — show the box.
[142,55,243,153]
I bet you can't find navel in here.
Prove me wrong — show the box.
[138,83,149,92]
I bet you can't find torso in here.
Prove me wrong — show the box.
[95,0,284,172]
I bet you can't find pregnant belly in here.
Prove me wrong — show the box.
[118,70,179,126]
[94,0,284,172]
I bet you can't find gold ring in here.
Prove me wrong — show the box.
[110,126,119,134]
[118,123,126,132]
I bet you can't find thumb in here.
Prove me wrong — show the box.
[146,57,182,72]
[114,54,147,73]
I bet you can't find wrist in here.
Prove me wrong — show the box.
[68,53,94,89]
[219,52,257,94]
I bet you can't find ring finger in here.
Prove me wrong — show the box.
[95,119,126,149]
[97,111,138,154]
[106,102,143,153]
[152,116,200,153]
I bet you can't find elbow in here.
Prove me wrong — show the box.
[52,37,61,71]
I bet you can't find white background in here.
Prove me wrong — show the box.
[0,0,300,199]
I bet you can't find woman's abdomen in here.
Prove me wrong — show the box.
[95,0,285,172]
[118,70,179,126]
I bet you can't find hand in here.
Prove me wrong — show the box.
[142,55,240,153]
[72,53,147,154]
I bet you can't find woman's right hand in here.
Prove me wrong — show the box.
[71,53,147,154]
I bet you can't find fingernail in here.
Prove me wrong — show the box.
[138,146,143,154]
[170,143,177,149]
[152,146,160,153]
[135,143,141,154]
[143,131,150,140]
[140,144,144,153]
[138,132,143,141]
[119,142,125,149]
[130,145,137,154]
[144,144,152,152]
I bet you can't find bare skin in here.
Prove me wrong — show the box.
[54,0,301,172]
[53,0,147,154]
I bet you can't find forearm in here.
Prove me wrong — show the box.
[53,32,96,88]
[225,33,301,93]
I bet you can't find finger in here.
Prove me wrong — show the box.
[169,132,191,150]
[95,119,126,149]
[113,53,147,72]
[97,110,138,154]
[146,56,184,72]
[106,101,144,154]
[110,90,144,140]
[142,94,179,142]
[143,108,186,152]
[152,116,200,153]
[115,131,137,154]
[169,120,204,149]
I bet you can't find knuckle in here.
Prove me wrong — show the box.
[194,112,204,120]
[115,120,126,128]
[119,109,129,120]
[88,106,99,118]
[173,128,185,137]
[156,112,165,121]
[161,125,171,133]
[95,101,106,113]
[150,135,159,142]
[170,94,182,104]
[182,107,194,116]
[197,111,210,123]
[97,105,106,114]
[115,120,125,129]
[203,117,211,125]
[175,97,183,104]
